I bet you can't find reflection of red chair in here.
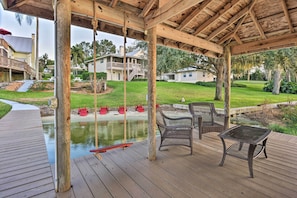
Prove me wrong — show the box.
[99,106,109,115]
[156,104,160,108]
[78,107,88,116]
[118,106,126,114]
[135,105,145,112]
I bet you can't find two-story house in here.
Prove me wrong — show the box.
[0,29,36,82]
[86,46,147,81]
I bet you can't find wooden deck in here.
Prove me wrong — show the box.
[57,131,297,198]
[0,109,55,197]
[1,106,297,197]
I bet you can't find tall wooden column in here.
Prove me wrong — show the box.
[224,45,231,128]
[147,27,157,161]
[54,0,71,192]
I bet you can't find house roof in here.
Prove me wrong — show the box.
[1,35,32,53]
[2,0,297,57]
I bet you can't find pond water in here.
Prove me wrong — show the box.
[43,120,148,164]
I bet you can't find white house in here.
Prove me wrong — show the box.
[161,66,216,83]
[86,46,147,81]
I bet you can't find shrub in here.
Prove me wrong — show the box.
[263,80,297,94]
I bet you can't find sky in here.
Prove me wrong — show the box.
[0,6,135,60]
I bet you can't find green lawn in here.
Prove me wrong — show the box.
[1,80,297,110]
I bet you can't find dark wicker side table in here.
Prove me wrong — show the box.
[218,125,271,178]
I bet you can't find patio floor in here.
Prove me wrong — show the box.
[57,131,297,198]
[1,102,297,197]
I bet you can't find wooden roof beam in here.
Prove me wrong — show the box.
[249,9,266,39]
[156,24,223,54]
[206,0,257,41]
[193,0,242,36]
[218,15,247,44]
[71,0,144,32]
[139,0,157,17]
[145,0,203,29]
[231,32,297,55]
[109,0,119,8]
[177,0,212,31]
[280,0,294,33]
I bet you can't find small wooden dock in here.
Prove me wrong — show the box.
[1,103,297,197]
[57,131,297,198]
[0,108,55,197]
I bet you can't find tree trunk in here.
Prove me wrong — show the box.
[214,59,224,101]
[272,65,282,95]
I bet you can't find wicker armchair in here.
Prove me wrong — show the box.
[156,108,193,154]
[189,102,226,139]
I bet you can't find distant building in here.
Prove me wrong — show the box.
[86,46,147,81]
[0,28,36,82]
[160,66,216,83]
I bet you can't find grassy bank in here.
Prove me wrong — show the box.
[0,101,12,119]
[1,80,297,109]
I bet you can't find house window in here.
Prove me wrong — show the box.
[183,73,186,77]
[100,59,103,63]
[189,72,192,77]
[203,72,205,77]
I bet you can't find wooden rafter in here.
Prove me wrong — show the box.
[176,0,212,31]
[138,0,157,17]
[231,32,297,55]
[71,0,144,32]
[145,0,203,29]
[109,0,119,8]
[280,0,294,33]
[156,24,223,54]
[193,0,242,36]
[249,9,266,39]
[206,0,257,41]
[218,14,247,44]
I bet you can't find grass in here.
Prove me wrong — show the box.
[1,80,297,109]
[0,101,12,119]
[0,79,296,118]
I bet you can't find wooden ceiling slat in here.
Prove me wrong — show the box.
[176,0,212,31]
[192,0,242,37]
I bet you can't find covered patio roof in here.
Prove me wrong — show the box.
[2,0,297,57]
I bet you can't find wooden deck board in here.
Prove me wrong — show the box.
[0,109,55,197]
[1,106,297,198]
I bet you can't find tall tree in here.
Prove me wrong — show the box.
[262,48,297,94]
[198,55,224,100]
[15,13,33,25]
[71,44,85,67]
[232,53,261,80]
[91,39,116,56]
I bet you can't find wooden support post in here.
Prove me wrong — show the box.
[54,0,71,192]
[147,27,157,161]
[224,45,231,129]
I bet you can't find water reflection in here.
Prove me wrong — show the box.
[43,120,148,164]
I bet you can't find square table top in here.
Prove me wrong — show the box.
[218,125,271,144]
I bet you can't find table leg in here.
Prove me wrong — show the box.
[248,144,257,178]
[219,137,226,166]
